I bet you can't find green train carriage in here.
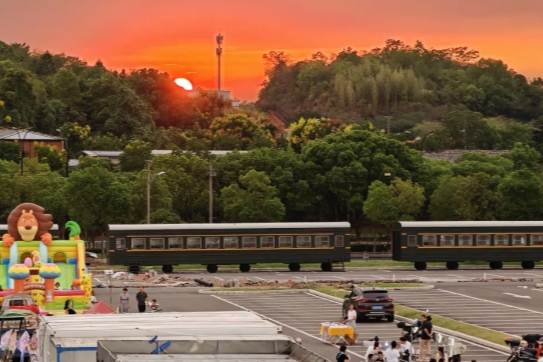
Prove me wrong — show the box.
[393,221,543,270]
[107,222,351,273]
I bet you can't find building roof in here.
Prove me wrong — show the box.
[79,150,248,159]
[108,222,351,232]
[0,129,63,141]
[422,149,509,162]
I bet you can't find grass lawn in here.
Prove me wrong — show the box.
[91,260,543,272]
[313,287,516,345]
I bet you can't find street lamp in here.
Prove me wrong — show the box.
[146,160,166,224]
[420,131,435,152]
[56,129,69,176]
[13,128,32,176]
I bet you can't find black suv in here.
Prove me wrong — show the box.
[343,288,394,322]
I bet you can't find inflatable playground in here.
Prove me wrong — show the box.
[0,203,92,312]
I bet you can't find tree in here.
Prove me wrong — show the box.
[119,140,152,172]
[34,143,64,172]
[220,170,285,222]
[363,179,425,230]
[128,171,175,223]
[48,68,81,108]
[498,170,543,220]
[66,166,130,242]
[429,173,501,220]
[207,113,273,150]
[287,118,345,152]
[301,129,422,235]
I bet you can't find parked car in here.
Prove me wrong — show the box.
[343,288,394,322]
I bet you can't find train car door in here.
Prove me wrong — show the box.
[392,230,402,261]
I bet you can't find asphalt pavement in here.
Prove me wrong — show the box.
[212,291,507,362]
[165,267,543,283]
[389,285,543,336]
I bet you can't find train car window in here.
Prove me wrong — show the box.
[334,235,344,247]
[224,237,239,249]
[531,234,543,246]
[440,235,454,246]
[422,235,436,246]
[150,238,165,249]
[116,238,126,250]
[187,237,202,249]
[513,235,526,245]
[296,236,311,248]
[278,236,293,248]
[476,235,490,246]
[131,238,145,250]
[168,237,183,249]
[315,236,330,247]
[260,236,275,248]
[458,235,472,246]
[205,237,220,249]
[407,235,417,247]
[494,235,508,246]
[242,237,257,248]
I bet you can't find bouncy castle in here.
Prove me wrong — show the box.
[0,203,92,311]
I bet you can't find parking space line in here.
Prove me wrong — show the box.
[211,295,368,360]
[437,289,543,315]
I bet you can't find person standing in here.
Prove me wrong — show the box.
[418,315,433,361]
[345,304,358,344]
[136,287,148,313]
[90,290,98,305]
[118,288,130,313]
[336,345,350,362]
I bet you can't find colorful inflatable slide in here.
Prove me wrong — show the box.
[0,203,92,311]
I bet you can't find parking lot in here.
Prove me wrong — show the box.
[213,291,507,362]
[389,288,543,335]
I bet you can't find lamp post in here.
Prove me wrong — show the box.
[420,131,435,152]
[15,128,32,176]
[56,129,69,176]
[146,160,165,224]
[208,161,216,223]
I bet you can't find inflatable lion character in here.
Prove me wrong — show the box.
[2,203,53,247]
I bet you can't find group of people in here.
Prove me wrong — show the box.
[118,287,160,313]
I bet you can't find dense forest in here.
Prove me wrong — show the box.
[1,39,543,241]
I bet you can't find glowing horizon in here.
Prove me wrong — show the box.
[1,0,542,101]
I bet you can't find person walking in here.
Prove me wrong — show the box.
[136,287,148,313]
[118,288,130,313]
[418,315,433,361]
[336,345,350,362]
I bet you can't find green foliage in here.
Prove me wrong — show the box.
[287,118,345,152]
[66,166,130,233]
[34,143,64,172]
[363,178,425,226]
[498,170,543,220]
[207,113,273,150]
[220,170,285,222]
[119,140,152,172]
[0,141,19,162]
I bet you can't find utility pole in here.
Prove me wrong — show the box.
[208,162,216,223]
[216,33,224,92]
[386,116,391,134]
[146,160,151,224]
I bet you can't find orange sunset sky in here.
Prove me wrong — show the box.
[1,0,543,101]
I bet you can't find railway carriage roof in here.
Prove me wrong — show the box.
[108,222,350,231]
[396,221,543,228]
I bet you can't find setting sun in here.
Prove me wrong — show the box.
[174,78,193,91]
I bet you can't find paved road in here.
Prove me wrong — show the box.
[166,268,543,283]
[389,285,543,336]
[213,291,507,362]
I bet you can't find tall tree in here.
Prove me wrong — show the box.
[220,170,285,222]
